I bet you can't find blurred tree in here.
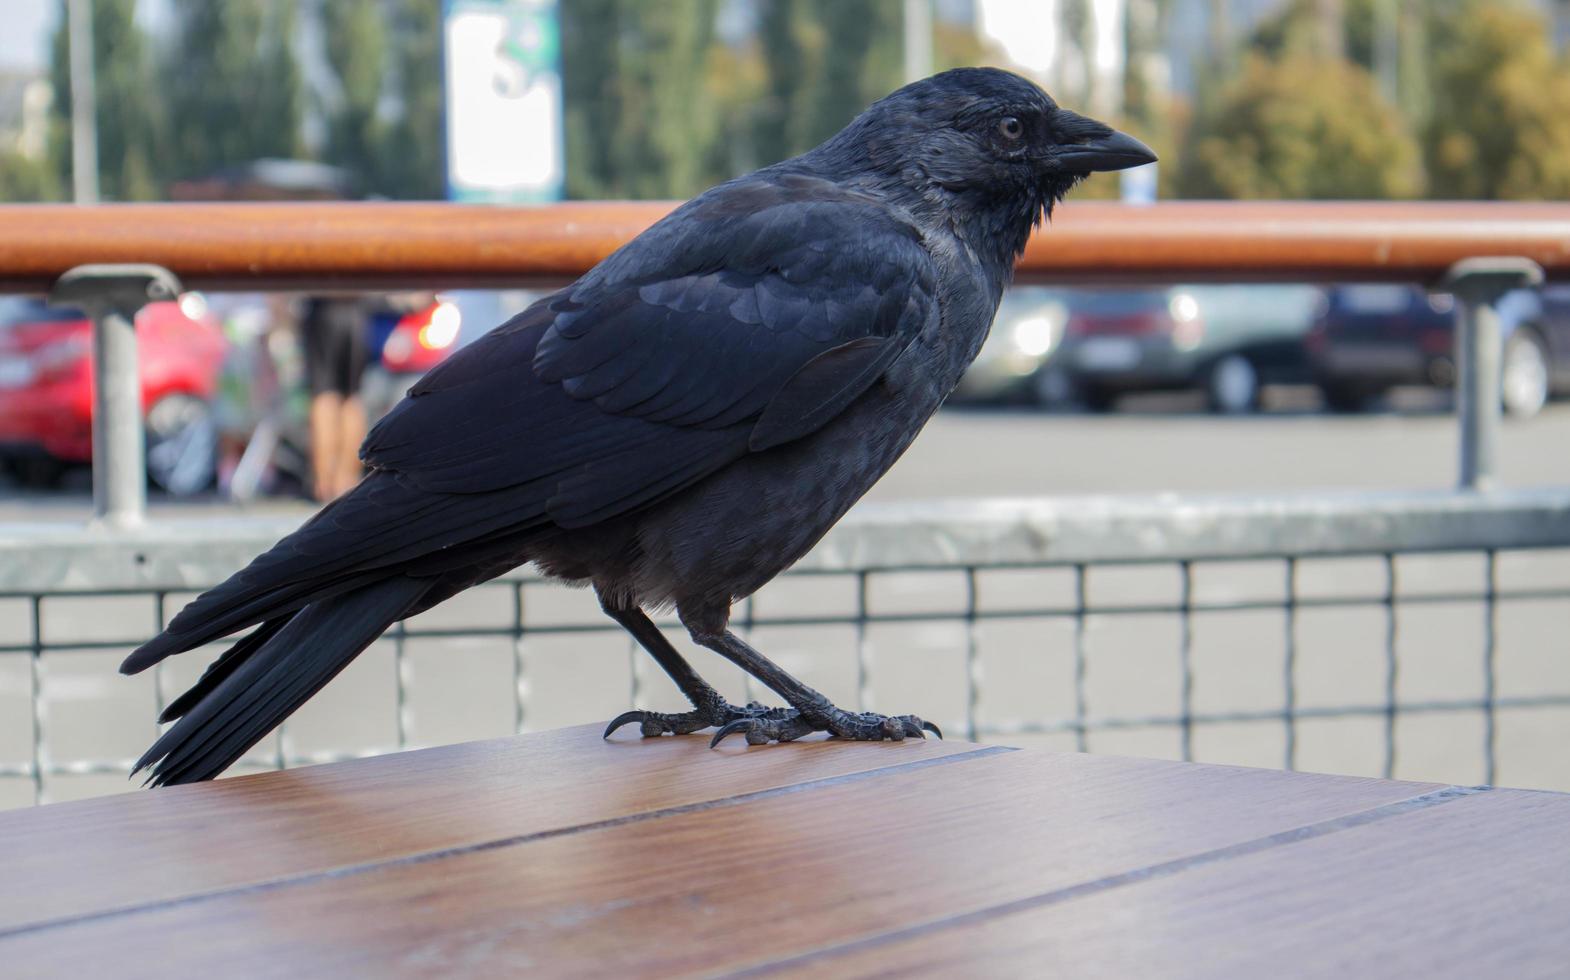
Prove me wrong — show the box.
[799,0,902,147]
[753,0,806,165]
[1179,51,1422,198]
[315,0,441,199]
[1423,0,1570,199]
[319,0,388,196]
[639,0,722,195]
[931,15,996,72]
[45,0,163,200]
[560,0,622,197]
[560,0,719,198]
[162,0,303,181]
[0,150,64,202]
[377,0,446,199]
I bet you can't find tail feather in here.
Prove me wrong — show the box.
[157,616,292,723]
[135,576,430,786]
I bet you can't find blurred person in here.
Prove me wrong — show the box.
[299,296,369,501]
[211,293,311,500]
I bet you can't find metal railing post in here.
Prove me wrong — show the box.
[1440,257,1544,491]
[48,264,182,528]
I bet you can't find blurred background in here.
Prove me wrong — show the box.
[4,0,1570,508]
[3,0,1570,806]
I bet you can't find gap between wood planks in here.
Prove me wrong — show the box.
[726,783,1492,977]
[0,745,1013,941]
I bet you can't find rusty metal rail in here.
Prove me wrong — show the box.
[0,199,1565,517]
[1,201,1569,293]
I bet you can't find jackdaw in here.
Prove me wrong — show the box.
[123,67,1154,784]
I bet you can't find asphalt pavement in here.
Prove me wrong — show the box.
[6,396,1570,518]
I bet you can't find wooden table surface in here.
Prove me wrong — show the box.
[2,726,1566,978]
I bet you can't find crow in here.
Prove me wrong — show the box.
[124,68,1154,785]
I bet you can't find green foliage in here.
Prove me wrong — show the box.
[161,0,303,181]
[797,0,902,148]
[560,0,720,199]
[1423,0,1570,199]
[314,0,443,199]
[1179,51,1422,199]
[320,0,387,196]
[377,0,446,199]
[0,149,63,202]
[46,0,162,200]
[559,0,907,199]
[752,0,805,167]
[34,0,1570,204]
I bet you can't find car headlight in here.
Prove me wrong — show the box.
[177,292,209,321]
[1168,292,1200,323]
[1011,315,1055,357]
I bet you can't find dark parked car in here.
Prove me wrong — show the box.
[1306,284,1570,417]
[1038,285,1324,412]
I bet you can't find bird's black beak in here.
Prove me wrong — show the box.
[1052,111,1158,174]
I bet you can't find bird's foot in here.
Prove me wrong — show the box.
[602,699,799,739]
[709,700,941,748]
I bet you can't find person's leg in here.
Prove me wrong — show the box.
[333,395,367,497]
[331,301,371,497]
[308,392,343,502]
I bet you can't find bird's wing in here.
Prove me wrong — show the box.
[124,176,937,671]
[363,172,938,500]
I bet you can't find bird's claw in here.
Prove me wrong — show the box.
[603,708,715,738]
[708,713,817,747]
[708,707,940,747]
[603,700,796,739]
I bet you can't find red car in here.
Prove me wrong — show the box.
[0,296,227,493]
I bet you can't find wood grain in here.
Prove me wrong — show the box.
[1,201,1568,293]
[0,748,1439,978]
[0,724,981,932]
[803,787,1570,980]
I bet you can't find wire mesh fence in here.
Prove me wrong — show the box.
[3,489,1569,807]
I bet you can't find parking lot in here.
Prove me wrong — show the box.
[7,395,1570,516]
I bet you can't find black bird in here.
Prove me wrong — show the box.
[124,68,1155,785]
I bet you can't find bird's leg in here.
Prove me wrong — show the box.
[680,604,940,747]
[598,598,797,738]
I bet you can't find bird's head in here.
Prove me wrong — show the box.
[820,67,1156,269]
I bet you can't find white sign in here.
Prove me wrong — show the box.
[444,0,564,203]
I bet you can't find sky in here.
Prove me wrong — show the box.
[0,2,53,73]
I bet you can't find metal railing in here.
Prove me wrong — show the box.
[4,200,1569,523]
[3,200,1570,805]
[3,490,1569,804]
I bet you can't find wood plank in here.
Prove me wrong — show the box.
[0,750,1441,977]
[0,724,983,932]
[798,787,1570,979]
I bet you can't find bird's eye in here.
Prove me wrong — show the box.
[997,117,1024,141]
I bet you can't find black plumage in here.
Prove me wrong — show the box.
[124,68,1154,784]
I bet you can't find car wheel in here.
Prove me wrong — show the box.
[146,394,218,496]
[1206,355,1260,414]
[6,455,65,488]
[1320,382,1374,413]
[1501,328,1550,419]
[1080,383,1118,413]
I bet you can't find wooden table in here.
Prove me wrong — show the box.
[2,726,1566,978]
